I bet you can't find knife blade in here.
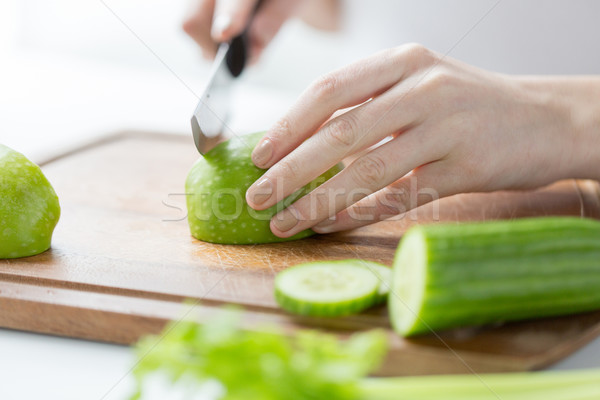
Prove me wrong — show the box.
[191,26,250,155]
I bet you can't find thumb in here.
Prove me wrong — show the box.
[211,0,258,42]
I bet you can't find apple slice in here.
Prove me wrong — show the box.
[0,145,61,258]
[186,132,342,244]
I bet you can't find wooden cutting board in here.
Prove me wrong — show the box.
[1,131,600,376]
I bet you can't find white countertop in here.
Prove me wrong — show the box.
[1,326,600,400]
[1,50,600,400]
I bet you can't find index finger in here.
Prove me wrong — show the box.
[251,44,430,169]
[183,0,218,58]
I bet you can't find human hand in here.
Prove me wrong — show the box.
[183,0,305,61]
[245,44,592,237]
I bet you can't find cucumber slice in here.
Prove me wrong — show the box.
[390,217,600,337]
[274,260,380,317]
[356,261,392,305]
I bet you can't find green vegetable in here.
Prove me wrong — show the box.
[130,309,387,400]
[390,217,600,337]
[0,144,60,258]
[366,262,392,305]
[274,260,384,317]
[185,132,342,244]
[131,308,600,400]
[359,369,600,400]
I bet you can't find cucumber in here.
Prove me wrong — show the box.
[390,217,600,337]
[274,260,382,317]
[363,262,392,305]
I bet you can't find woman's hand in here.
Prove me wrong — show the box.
[245,43,600,237]
[183,0,339,62]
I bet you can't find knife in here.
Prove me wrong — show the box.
[191,12,256,154]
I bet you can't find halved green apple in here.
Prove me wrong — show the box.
[0,145,60,258]
[186,132,342,244]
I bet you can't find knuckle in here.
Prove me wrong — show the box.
[311,74,339,100]
[270,117,293,142]
[378,185,410,217]
[311,188,332,215]
[401,42,434,62]
[294,189,329,222]
[322,117,357,148]
[378,47,403,64]
[387,181,411,205]
[349,202,372,218]
[291,203,311,222]
[347,201,377,222]
[395,43,440,73]
[350,154,387,187]
[423,68,454,92]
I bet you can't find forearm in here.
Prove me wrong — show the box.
[515,76,600,182]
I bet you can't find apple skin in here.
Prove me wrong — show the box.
[186,132,343,244]
[0,145,61,258]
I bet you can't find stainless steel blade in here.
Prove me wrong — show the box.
[191,43,234,155]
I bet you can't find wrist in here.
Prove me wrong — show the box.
[566,78,600,181]
[514,76,600,183]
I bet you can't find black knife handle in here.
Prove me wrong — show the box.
[226,34,247,78]
[225,0,265,77]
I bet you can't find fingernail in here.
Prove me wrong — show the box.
[272,207,299,233]
[251,138,273,167]
[247,177,273,206]
[211,14,232,39]
[313,217,336,233]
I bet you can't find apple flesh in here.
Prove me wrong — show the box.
[186,132,342,244]
[0,145,60,258]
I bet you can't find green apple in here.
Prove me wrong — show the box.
[186,132,342,244]
[0,145,60,258]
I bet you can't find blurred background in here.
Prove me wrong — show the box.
[3,0,600,163]
[0,0,346,162]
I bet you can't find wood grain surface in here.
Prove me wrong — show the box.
[1,131,599,376]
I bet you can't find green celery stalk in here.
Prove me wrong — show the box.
[359,369,600,400]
